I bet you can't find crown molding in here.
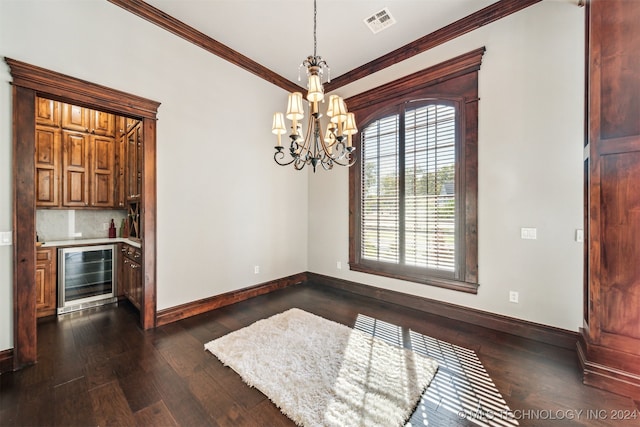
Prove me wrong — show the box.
[107,0,304,93]
[108,0,540,93]
[325,0,541,92]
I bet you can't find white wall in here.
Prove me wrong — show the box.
[308,1,585,331]
[0,0,308,351]
[0,0,584,353]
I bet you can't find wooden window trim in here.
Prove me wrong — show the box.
[348,48,484,294]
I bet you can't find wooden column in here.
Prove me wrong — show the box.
[579,0,640,399]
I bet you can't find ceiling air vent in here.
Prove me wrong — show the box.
[364,7,396,34]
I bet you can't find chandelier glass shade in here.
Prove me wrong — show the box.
[272,0,357,172]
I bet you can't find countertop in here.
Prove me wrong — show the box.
[40,237,141,248]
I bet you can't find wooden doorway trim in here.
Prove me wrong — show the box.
[5,58,160,368]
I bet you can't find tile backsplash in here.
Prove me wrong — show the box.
[37,209,127,242]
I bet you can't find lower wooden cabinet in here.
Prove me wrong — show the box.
[36,247,57,317]
[120,243,142,309]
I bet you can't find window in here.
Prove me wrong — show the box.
[348,48,483,293]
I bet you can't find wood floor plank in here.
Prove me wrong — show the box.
[149,362,214,426]
[118,370,163,413]
[186,369,251,425]
[54,376,96,426]
[134,400,179,427]
[89,380,136,426]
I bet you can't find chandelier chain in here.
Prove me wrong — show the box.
[313,0,317,57]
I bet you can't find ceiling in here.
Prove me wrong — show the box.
[144,0,500,85]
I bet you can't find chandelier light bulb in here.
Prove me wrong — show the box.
[307,74,324,103]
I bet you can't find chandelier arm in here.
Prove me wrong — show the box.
[294,157,307,170]
[328,154,357,168]
[317,119,331,157]
[274,148,296,166]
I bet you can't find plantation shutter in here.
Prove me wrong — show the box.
[404,104,456,271]
[361,115,400,263]
[361,103,456,273]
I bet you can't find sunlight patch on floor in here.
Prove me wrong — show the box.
[354,314,519,427]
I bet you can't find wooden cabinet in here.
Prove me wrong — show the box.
[36,247,57,318]
[115,118,127,208]
[579,0,640,399]
[114,117,142,208]
[62,131,90,207]
[62,104,115,137]
[36,97,121,209]
[126,122,143,201]
[36,98,60,127]
[120,243,142,309]
[35,126,61,207]
[91,135,116,207]
[89,109,116,137]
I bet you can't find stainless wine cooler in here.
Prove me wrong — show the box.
[58,244,117,314]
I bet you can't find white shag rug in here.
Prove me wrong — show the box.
[204,308,438,427]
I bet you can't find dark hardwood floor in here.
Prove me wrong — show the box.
[1,283,639,426]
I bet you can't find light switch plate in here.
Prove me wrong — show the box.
[0,231,12,246]
[521,227,537,240]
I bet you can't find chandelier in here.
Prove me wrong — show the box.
[271,0,357,172]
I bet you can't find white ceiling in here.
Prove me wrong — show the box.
[144,0,500,84]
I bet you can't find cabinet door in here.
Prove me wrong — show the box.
[90,110,116,137]
[35,126,61,207]
[35,98,60,127]
[117,245,126,297]
[132,259,142,309]
[61,104,90,133]
[62,131,89,207]
[126,127,139,200]
[115,132,126,208]
[136,125,143,199]
[36,248,57,317]
[90,135,116,207]
[122,258,131,299]
[124,258,141,309]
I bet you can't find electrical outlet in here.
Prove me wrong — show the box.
[509,291,519,303]
[336,261,342,270]
[576,229,584,243]
[254,265,260,274]
[102,223,110,230]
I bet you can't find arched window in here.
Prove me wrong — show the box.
[348,48,483,293]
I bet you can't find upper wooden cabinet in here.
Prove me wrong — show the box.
[91,135,116,207]
[126,122,143,201]
[61,131,117,208]
[36,97,122,209]
[62,131,90,207]
[35,98,60,128]
[61,104,116,137]
[35,126,61,206]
